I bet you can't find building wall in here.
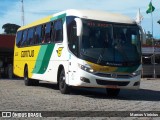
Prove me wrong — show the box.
[0,34,15,49]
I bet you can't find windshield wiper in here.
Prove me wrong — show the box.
[97,48,105,64]
[115,44,129,62]
[97,38,110,64]
[96,39,109,64]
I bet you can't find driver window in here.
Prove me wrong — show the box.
[67,19,78,56]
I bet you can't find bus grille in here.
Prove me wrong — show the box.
[95,73,131,78]
[96,79,130,86]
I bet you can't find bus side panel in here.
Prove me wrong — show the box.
[13,45,41,78]
[30,16,70,83]
[31,43,70,83]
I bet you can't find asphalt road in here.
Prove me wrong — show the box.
[0,78,160,120]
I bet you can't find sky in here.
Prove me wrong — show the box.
[0,0,160,38]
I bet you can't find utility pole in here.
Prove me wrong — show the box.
[151,12,156,79]
[150,1,156,79]
[21,0,25,26]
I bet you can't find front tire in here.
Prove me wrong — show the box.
[59,69,70,94]
[24,66,33,86]
[106,88,120,97]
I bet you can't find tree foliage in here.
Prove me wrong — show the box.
[145,31,153,45]
[2,23,20,34]
[146,31,153,39]
[145,31,160,46]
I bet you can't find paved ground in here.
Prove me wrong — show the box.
[0,78,160,120]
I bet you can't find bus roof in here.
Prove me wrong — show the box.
[18,9,136,31]
[18,15,52,31]
[66,9,136,24]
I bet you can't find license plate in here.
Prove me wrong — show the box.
[106,85,118,89]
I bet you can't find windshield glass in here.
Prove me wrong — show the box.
[80,20,141,66]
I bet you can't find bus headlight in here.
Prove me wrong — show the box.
[132,70,141,77]
[78,64,94,73]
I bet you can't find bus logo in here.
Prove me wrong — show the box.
[57,47,63,57]
[111,73,117,78]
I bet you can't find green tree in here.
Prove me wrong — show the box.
[2,23,20,34]
[146,39,153,45]
[146,31,152,39]
[146,31,153,45]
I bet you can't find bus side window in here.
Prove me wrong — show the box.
[28,28,34,45]
[53,19,63,43]
[16,31,23,47]
[21,29,28,46]
[45,22,51,43]
[35,25,42,44]
[33,27,36,44]
[50,22,54,43]
[41,24,46,43]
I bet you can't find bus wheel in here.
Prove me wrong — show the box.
[8,64,13,79]
[24,66,33,86]
[33,80,39,86]
[106,88,120,97]
[59,69,70,94]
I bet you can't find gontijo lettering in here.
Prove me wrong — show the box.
[21,50,34,57]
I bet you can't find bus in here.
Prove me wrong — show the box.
[14,9,143,96]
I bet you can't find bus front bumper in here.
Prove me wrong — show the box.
[68,69,141,90]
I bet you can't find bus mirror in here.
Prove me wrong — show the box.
[75,18,83,36]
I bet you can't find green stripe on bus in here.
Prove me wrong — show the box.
[32,45,47,73]
[116,65,139,73]
[50,13,66,21]
[32,44,55,74]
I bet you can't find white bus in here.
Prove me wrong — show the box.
[14,9,142,96]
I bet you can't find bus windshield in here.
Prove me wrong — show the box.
[80,20,141,66]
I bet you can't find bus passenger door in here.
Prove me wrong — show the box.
[67,18,79,85]
[67,36,79,85]
[68,53,78,84]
